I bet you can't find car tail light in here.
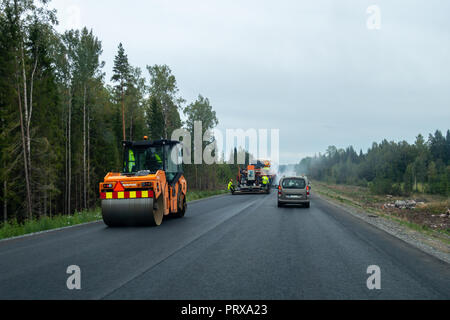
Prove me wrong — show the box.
[307,186,310,196]
[278,185,282,195]
[103,184,113,189]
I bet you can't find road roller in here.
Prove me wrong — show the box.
[99,139,187,227]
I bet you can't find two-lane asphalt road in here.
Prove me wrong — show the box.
[0,193,449,300]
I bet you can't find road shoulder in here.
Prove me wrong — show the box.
[315,192,450,264]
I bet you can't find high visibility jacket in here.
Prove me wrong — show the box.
[228,181,233,190]
[128,150,136,172]
[262,176,269,185]
[154,153,163,166]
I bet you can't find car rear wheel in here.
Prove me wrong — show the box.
[278,202,283,208]
[305,202,310,209]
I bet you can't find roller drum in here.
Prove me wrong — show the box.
[102,198,161,227]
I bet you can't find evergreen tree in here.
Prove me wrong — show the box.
[147,96,164,140]
[125,66,147,141]
[111,43,130,141]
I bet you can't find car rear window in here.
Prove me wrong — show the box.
[282,178,306,189]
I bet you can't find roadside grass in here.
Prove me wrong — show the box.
[0,190,228,241]
[312,180,450,243]
[0,209,102,241]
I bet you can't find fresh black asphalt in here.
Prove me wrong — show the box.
[0,193,449,300]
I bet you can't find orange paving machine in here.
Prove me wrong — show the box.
[233,160,276,195]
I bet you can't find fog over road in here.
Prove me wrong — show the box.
[0,193,449,300]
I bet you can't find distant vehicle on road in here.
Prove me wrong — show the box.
[278,176,311,208]
[233,162,274,195]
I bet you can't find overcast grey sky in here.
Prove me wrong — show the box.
[51,0,450,164]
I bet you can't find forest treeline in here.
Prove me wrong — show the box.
[296,131,450,196]
[0,0,238,223]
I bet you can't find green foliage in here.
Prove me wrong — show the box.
[184,95,219,134]
[0,209,102,240]
[404,163,414,195]
[0,2,146,221]
[299,131,450,196]
[146,64,184,139]
[147,96,165,140]
[0,0,237,224]
[125,66,147,141]
[111,43,130,91]
[369,178,402,196]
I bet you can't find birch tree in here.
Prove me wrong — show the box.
[73,28,103,210]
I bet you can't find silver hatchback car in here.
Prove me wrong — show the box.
[278,176,311,208]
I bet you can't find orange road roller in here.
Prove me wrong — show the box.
[99,139,187,227]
